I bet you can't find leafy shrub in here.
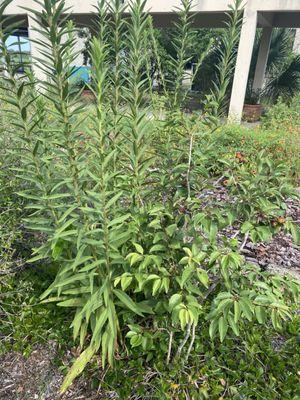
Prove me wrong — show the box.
[262,94,300,132]
[0,0,299,396]
[214,121,300,184]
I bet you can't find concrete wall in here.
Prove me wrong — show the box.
[5,0,300,15]
[294,28,300,52]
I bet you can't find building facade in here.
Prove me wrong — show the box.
[3,0,300,121]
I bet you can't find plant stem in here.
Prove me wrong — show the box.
[167,330,174,364]
[175,322,191,359]
[185,323,196,362]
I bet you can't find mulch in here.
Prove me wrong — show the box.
[0,341,113,400]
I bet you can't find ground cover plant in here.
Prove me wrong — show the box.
[0,0,299,398]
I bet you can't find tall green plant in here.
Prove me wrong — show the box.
[204,0,243,122]
[122,0,154,206]
[167,0,195,111]
[0,0,299,395]
[107,0,126,139]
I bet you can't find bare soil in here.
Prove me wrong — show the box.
[0,342,114,400]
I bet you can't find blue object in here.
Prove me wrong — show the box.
[70,66,91,83]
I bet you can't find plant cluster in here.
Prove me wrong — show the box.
[0,0,299,396]
[212,116,300,185]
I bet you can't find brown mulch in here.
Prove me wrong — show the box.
[243,232,300,278]
[0,342,116,400]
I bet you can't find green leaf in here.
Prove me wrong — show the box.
[271,309,280,329]
[127,252,143,266]
[130,333,143,348]
[45,193,72,200]
[27,253,48,263]
[108,214,131,227]
[218,316,228,342]
[148,219,161,229]
[91,309,109,349]
[209,222,218,242]
[240,297,253,321]
[152,278,161,296]
[53,218,77,239]
[255,306,266,324]
[181,266,194,288]
[166,224,177,236]
[234,301,241,324]
[60,345,96,394]
[209,251,220,265]
[79,259,106,272]
[149,244,166,253]
[113,289,144,317]
[136,301,154,314]
[121,275,133,291]
[153,232,164,244]
[57,298,85,307]
[228,314,239,336]
[105,192,123,209]
[169,293,182,310]
[196,269,209,288]
[241,221,254,234]
[209,318,218,340]
[217,298,233,314]
[179,308,189,330]
[256,226,272,242]
[133,242,144,255]
[54,274,86,288]
[40,296,66,304]
[290,223,300,245]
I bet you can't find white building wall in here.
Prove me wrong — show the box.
[5,0,300,15]
[294,28,300,52]
[73,32,86,66]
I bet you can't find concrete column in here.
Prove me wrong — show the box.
[73,30,86,66]
[253,27,273,91]
[27,14,48,83]
[293,29,300,53]
[228,7,258,123]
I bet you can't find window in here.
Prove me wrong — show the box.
[5,29,31,73]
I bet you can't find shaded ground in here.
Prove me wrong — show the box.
[0,342,114,400]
